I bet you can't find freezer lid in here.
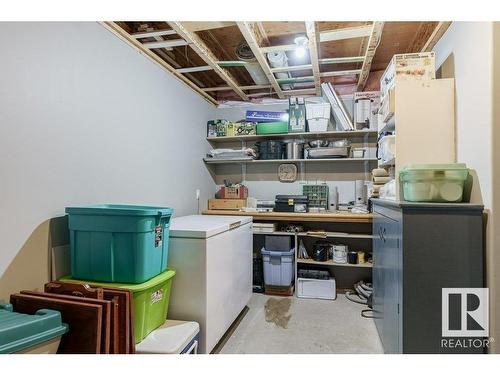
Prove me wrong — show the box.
[169,215,252,238]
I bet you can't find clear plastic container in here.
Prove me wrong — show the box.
[399,163,469,202]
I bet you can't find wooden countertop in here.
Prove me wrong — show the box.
[202,210,373,223]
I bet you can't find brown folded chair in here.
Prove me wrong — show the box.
[21,291,111,354]
[10,293,103,354]
[46,281,134,354]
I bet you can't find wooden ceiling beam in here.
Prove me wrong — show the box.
[283,88,317,96]
[168,22,249,101]
[176,66,213,74]
[320,24,372,43]
[357,22,385,91]
[306,21,321,96]
[270,64,312,73]
[236,21,284,99]
[320,56,365,64]
[260,44,298,53]
[99,22,217,105]
[320,69,361,77]
[143,39,188,49]
[183,22,236,33]
[132,29,176,39]
[203,84,272,92]
[421,22,452,52]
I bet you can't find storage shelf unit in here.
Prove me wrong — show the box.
[297,258,373,268]
[204,158,378,165]
[297,232,374,239]
[207,130,377,143]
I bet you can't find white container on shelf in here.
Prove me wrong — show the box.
[306,103,330,132]
[378,135,396,164]
[297,278,336,300]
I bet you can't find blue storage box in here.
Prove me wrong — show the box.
[66,204,173,283]
[246,110,289,123]
[261,248,295,287]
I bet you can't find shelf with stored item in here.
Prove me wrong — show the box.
[204,157,378,165]
[297,258,373,268]
[206,130,378,143]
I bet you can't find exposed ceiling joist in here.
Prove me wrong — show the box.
[132,29,177,39]
[203,84,272,92]
[319,56,365,64]
[236,21,285,99]
[260,44,298,53]
[276,76,315,84]
[320,69,361,77]
[183,22,236,32]
[421,21,452,52]
[319,24,372,42]
[142,39,189,49]
[357,21,385,91]
[176,66,213,74]
[168,21,249,101]
[99,22,217,105]
[283,88,317,96]
[305,21,321,96]
[270,64,312,73]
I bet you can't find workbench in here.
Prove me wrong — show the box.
[201,210,373,223]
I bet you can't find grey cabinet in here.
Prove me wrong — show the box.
[372,199,484,354]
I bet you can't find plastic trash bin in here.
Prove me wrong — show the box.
[62,268,175,344]
[135,320,200,354]
[0,303,68,354]
[261,248,295,287]
[66,204,173,283]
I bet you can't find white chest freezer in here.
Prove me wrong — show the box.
[167,215,253,354]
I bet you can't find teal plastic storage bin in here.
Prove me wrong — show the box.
[66,204,173,283]
[0,303,68,354]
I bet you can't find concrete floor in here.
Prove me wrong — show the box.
[219,293,384,354]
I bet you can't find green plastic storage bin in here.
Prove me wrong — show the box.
[0,303,68,354]
[62,268,175,344]
[256,121,289,135]
[399,163,469,202]
[66,204,173,283]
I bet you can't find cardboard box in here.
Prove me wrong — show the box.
[208,199,247,210]
[380,52,435,99]
[216,185,248,199]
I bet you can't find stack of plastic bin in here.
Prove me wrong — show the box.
[261,235,295,288]
[64,204,175,344]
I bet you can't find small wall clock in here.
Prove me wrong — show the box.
[278,163,298,183]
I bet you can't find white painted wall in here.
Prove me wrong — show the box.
[0,22,215,291]
[433,22,493,208]
[434,22,498,353]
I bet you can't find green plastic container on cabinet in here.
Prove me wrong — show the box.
[65,204,173,283]
[399,163,469,202]
[62,268,176,344]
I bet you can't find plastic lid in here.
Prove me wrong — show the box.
[0,303,68,354]
[135,320,200,354]
[66,204,173,216]
[400,163,467,172]
[61,268,176,292]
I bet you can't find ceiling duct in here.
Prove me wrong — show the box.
[236,41,269,86]
[266,51,293,90]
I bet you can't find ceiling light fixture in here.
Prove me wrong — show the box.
[294,35,309,59]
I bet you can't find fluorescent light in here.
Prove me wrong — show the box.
[295,46,306,58]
